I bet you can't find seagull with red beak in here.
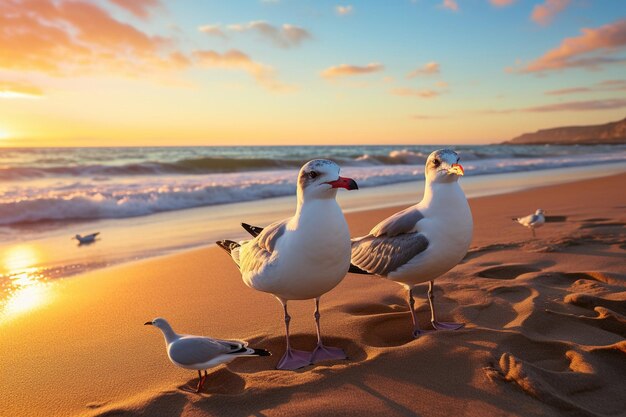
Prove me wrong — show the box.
[350,149,473,338]
[217,159,358,370]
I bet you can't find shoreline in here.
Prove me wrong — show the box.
[0,172,625,417]
[1,162,624,293]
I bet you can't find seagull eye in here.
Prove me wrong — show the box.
[433,159,441,168]
[309,171,318,179]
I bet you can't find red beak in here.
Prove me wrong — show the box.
[325,176,358,190]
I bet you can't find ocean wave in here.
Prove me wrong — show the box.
[0,149,489,180]
[1,152,625,225]
[0,157,307,180]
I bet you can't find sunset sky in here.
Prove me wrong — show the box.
[1,0,625,146]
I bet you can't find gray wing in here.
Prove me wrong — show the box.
[370,206,424,237]
[169,337,232,365]
[351,233,429,276]
[517,214,538,227]
[239,218,288,275]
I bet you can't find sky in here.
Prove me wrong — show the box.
[0,0,625,147]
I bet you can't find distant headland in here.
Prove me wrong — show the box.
[503,116,626,145]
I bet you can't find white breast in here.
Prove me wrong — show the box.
[389,182,473,285]
[247,199,351,300]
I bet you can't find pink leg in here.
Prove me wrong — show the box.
[276,300,311,370]
[408,287,425,338]
[311,298,347,364]
[195,370,207,393]
[428,281,464,331]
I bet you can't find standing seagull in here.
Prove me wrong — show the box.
[350,149,472,337]
[144,317,270,392]
[513,209,545,237]
[217,160,358,370]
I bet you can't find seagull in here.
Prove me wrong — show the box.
[73,232,99,245]
[349,149,473,338]
[216,159,358,370]
[144,317,270,393]
[513,209,545,237]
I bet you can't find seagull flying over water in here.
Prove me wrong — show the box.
[349,149,473,337]
[217,160,358,370]
[513,209,545,237]
[73,232,99,245]
[144,317,270,393]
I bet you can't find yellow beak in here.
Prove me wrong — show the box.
[448,163,464,176]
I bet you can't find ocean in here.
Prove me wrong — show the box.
[1,144,625,320]
[2,144,626,226]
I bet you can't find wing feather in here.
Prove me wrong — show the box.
[351,233,429,276]
[370,207,424,237]
[169,337,230,366]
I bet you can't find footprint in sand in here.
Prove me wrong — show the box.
[485,335,626,417]
[477,264,540,280]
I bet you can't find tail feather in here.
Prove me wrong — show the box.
[349,263,372,275]
[251,348,271,356]
[241,223,263,237]
[216,240,240,255]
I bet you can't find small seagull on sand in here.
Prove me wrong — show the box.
[144,317,270,393]
[73,232,99,245]
[349,149,472,338]
[217,160,358,370]
[513,209,545,237]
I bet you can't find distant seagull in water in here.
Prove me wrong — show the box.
[349,149,472,338]
[73,232,99,245]
[217,160,358,370]
[513,209,545,237]
[144,317,270,393]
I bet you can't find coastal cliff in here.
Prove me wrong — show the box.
[504,117,626,145]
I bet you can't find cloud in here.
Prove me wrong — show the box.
[412,114,446,120]
[407,62,440,78]
[391,88,440,98]
[227,21,311,48]
[192,49,292,92]
[545,87,591,95]
[108,0,161,19]
[321,63,384,78]
[0,1,291,92]
[545,79,626,95]
[336,5,353,16]
[193,49,267,73]
[524,98,626,112]
[531,0,570,26]
[490,0,515,6]
[198,24,227,38]
[0,0,177,77]
[442,0,459,12]
[484,98,626,113]
[519,19,626,73]
[0,80,44,99]
[435,81,449,88]
[599,79,626,88]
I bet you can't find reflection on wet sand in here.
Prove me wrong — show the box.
[0,245,52,321]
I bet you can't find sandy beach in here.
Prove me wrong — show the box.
[1,172,624,417]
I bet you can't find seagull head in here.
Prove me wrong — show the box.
[144,317,170,330]
[425,149,464,184]
[297,159,358,201]
[535,209,545,215]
